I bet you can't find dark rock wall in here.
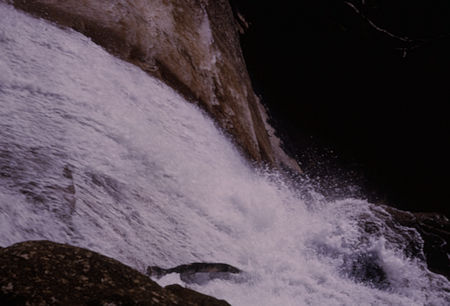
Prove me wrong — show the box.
[383,206,450,280]
[8,0,300,172]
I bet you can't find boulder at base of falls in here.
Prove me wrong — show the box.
[147,262,242,285]
[165,285,231,305]
[0,240,230,306]
[383,206,450,280]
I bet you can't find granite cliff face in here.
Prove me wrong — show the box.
[8,0,299,172]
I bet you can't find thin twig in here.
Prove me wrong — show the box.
[343,1,450,57]
[344,1,412,43]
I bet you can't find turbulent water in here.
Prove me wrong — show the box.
[0,4,449,305]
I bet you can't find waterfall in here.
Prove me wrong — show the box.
[0,4,448,305]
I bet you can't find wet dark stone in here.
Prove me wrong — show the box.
[383,206,450,280]
[0,240,230,305]
[165,285,230,306]
[63,165,73,179]
[343,251,389,290]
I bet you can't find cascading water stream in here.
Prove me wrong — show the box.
[0,4,448,305]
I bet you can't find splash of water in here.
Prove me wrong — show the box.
[0,4,448,305]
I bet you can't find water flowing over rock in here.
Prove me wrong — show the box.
[382,206,450,280]
[1,2,449,305]
[7,0,300,172]
[0,240,230,305]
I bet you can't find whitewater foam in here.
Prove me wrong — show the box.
[0,3,449,305]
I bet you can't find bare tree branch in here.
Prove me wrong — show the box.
[341,0,450,58]
[344,1,412,43]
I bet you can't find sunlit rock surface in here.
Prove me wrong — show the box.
[0,240,230,305]
[8,0,299,172]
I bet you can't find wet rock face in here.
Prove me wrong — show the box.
[342,251,389,290]
[8,0,299,172]
[0,240,230,305]
[147,262,242,285]
[165,285,230,306]
[383,206,450,280]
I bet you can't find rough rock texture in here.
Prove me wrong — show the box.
[0,240,230,305]
[7,0,300,172]
[382,206,450,280]
[166,285,229,306]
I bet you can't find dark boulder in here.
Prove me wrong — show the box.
[383,206,450,280]
[0,240,230,305]
[342,251,389,290]
[147,263,242,285]
[165,285,230,306]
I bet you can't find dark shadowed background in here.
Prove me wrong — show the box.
[230,0,450,216]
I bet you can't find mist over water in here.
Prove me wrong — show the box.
[1,4,449,305]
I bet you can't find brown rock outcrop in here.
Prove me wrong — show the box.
[7,0,300,172]
[0,240,230,305]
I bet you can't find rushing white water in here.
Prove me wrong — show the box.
[0,4,449,305]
